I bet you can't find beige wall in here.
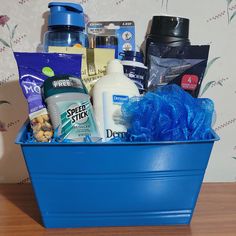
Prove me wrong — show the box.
[0,0,236,183]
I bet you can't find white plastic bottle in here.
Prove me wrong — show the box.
[92,59,140,141]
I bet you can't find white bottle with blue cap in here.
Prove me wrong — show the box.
[43,2,88,51]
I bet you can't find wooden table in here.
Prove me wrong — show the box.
[0,183,235,236]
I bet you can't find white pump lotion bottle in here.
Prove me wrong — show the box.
[92,59,140,141]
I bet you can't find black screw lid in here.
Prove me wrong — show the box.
[150,15,189,39]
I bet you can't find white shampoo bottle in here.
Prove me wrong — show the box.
[92,59,140,141]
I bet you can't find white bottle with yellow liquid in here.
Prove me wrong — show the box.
[92,59,140,141]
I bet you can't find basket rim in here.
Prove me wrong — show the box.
[15,120,220,146]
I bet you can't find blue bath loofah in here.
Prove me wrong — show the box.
[122,84,214,141]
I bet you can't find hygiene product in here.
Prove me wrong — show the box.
[43,2,88,51]
[43,75,100,141]
[95,35,118,58]
[145,16,190,56]
[121,84,215,142]
[87,21,135,59]
[145,15,209,97]
[92,59,140,141]
[146,44,210,97]
[121,51,147,94]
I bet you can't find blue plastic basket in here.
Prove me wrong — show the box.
[16,122,219,228]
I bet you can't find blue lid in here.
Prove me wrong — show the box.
[48,2,85,29]
[120,51,144,63]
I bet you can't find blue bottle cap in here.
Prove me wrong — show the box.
[48,2,85,29]
[120,51,144,63]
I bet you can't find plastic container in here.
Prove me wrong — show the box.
[146,15,190,47]
[16,121,219,228]
[121,51,147,93]
[42,75,100,141]
[145,15,190,63]
[92,59,140,141]
[43,2,88,51]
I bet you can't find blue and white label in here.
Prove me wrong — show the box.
[113,95,129,104]
[102,92,129,141]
